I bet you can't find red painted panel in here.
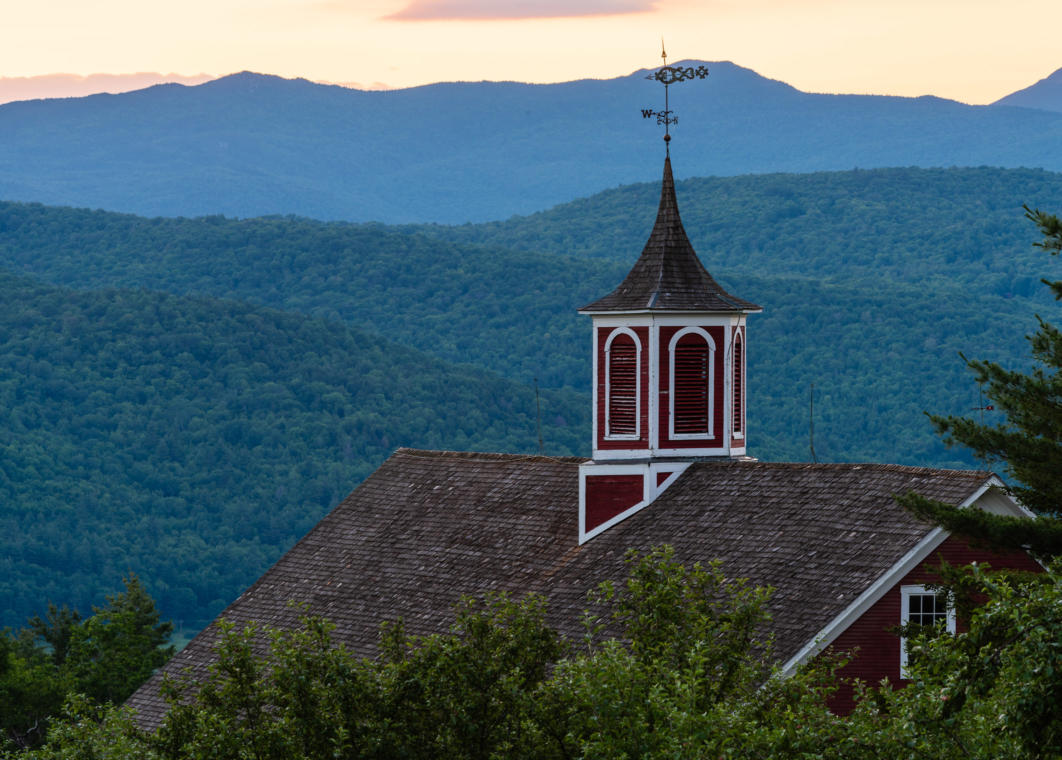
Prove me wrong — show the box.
[824,536,1043,714]
[585,474,644,531]
[596,326,650,450]
[656,471,672,486]
[658,325,726,449]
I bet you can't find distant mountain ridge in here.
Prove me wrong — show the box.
[992,67,1062,113]
[2,62,1062,223]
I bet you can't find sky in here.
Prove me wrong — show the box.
[2,0,1061,105]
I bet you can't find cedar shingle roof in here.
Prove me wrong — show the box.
[580,157,761,313]
[127,449,990,728]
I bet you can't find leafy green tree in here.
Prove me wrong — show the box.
[21,549,846,759]
[27,607,80,668]
[153,593,561,760]
[901,207,1062,556]
[375,594,562,760]
[0,633,66,750]
[8,696,157,760]
[65,576,174,705]
[0,578,172,751]
[528,547,845,759]
[840,561,1062,760]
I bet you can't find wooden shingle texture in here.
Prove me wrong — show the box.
[579,157,760,313]
[127,448,991,728]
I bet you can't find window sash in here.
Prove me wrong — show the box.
[899,584,955,678]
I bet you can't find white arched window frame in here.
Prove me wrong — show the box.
[732,330,745,439]
[668,327,716,440]
[604,327,641,440]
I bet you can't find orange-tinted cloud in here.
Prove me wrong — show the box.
[387,0,656,21]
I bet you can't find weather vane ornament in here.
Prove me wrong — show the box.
[641,42,709,154]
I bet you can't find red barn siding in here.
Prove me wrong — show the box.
[825,535,1042,713]
[596,326,650,451]
[585,474,644,531]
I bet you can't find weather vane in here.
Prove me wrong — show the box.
[641,41,709,153]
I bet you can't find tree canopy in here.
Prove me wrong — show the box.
[9,550,1062,759]
[0,577,173,750]
[901,207,1062,556]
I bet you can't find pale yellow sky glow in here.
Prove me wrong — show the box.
[1,0,1059,104]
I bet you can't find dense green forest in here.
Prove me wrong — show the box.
[1,165,1058,390]
[0,270,584,630]
[426,165,1062,301]
[0,206,605,390]
[0,164,1059,632]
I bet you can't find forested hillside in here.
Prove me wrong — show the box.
[428,165,1062,301]
[3,166,1059,392]
[1,165,1058,632]
[0,205,616,390]
[0,271,584,630]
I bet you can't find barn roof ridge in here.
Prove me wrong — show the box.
[393,447,588,464]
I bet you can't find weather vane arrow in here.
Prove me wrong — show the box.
[641,41,709,152]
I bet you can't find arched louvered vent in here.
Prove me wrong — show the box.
[733,332,744,436]
[606,334,638,437]
[673,335,710,435]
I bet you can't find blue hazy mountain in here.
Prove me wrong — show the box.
[1,62,1062,223]
[993,67,1062,113]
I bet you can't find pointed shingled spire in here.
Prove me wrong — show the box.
[580,157,760,313]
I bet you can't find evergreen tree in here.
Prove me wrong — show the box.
[65,576,175,705]
[0,578,173,751]
[900,207,1062,556]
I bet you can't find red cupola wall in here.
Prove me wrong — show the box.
[577,157,759,542]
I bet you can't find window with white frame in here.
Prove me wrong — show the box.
[732,331,744,438]
[899,584,955,678]
[668,328,715,439]
[605,329,640,439]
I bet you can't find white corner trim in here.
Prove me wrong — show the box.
[650,462,690,498]
[591,448,652,461]
[648,319,660,451]
[590,323,599,447]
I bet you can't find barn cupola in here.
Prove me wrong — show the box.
[576,155,761,542]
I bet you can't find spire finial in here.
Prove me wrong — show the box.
[641,47,709,155]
